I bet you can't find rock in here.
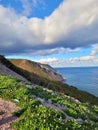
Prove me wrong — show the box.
[40,64,66,82]
[48,99,52,104]
[13,99,19,102]
[76,118,83,124]
[26,85,33,89]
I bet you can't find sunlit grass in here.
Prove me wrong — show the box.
[0,74,98,130]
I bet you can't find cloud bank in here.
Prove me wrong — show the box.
[37,44,98,67]
[37,55,98,67]
[0,0,98,56]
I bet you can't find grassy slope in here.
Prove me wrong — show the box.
[0,74,98,130]
[9,59,55,81]
[0,55,98,105]
[0,55,53,85]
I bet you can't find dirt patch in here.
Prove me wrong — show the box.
[0,98,19,130]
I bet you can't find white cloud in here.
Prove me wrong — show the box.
[21,47,81,57]
[91,44,98,56]
[20,0,45,16]
[74,55,94,61]
[38,58,59,63]
[44,0,98,46]
[0,0,98,56]
[37,58,63,67]
[36,54,98,67]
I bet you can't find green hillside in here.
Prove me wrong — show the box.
[0,74,98,130]
[9,59,54,81]
[9,59,64,81]
[0,55,98,105]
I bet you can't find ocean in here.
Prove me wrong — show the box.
[56,67,98,97]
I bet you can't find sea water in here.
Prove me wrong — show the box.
[56,67,98,97]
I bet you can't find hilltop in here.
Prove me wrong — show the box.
[0,55,64,82]
[0,55,65,87]
[9,58,65,82]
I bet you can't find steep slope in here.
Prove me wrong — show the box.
[0,55,98,105]
[0,55,26,81]
[9,59,65,82]
[0,74,98,130]
[0,55,65,88]
[0,55,51,85]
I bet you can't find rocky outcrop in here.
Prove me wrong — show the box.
[40,64,66,82]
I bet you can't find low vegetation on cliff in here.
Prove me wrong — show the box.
[0,55,98,106]
[0,74,98,130]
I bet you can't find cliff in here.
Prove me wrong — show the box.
[9,59,65,82]
[0,55,65,88]
[1,55,98,106]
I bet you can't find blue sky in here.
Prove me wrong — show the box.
[0,0,98,67]
[0,0,63,18]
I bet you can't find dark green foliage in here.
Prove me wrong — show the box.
[14,108,27,117]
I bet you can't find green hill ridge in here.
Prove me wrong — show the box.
[9,58,65,82]
[0,55,98,105]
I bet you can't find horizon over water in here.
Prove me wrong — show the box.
[56,66,98,97]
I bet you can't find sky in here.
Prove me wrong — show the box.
[0,0,98,67]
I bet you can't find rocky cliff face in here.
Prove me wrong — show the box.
[9,59,65,82]
[39,64,65,82]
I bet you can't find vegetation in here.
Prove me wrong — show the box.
[0,74,98,130]
[0,55,98,105]
[9,59,54,81]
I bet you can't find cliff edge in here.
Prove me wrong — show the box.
[9,58,65,82]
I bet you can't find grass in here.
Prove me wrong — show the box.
[9,59,54,81]
[0,74,98,130]
[1,55,98,105]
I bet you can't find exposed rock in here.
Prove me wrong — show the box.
[40,64,66,81]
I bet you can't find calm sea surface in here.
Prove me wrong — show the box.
[56,67,98,97]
